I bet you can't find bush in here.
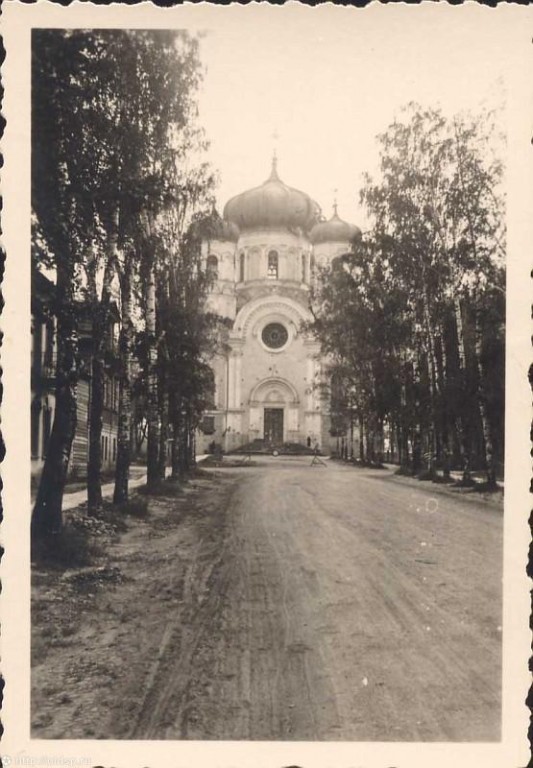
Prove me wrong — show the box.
[117,497,149,517]
[417,469,436,482]
[453,476,478,488]
[32,524,102,570]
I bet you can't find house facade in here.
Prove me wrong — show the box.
[31,270,120,484]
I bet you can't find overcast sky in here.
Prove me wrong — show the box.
[194,4,507,230]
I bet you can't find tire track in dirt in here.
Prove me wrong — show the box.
[128,480,239,739]
[77,459,502,741]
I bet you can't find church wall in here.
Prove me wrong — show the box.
[313,240,352,270]
[236,229,312,286]
[195,351,229,454]
[204,286,236,320]
[198,197,361,456]
[240,335,308,444]
[202,238,237,321]
[202,237,236,282]
[228,292,325,449]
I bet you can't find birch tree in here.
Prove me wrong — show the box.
[312,104,505,486]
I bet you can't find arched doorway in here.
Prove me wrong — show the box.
[249,378,300,446]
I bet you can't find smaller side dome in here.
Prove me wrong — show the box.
[200,205,240,243]
[309,205,361,245]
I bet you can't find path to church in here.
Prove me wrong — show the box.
[32,458,502,741]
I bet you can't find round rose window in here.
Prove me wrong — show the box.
[261,322,289,350]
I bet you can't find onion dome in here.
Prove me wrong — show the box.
[309,203,361,245]
[201,204,239,242]
[224,157,320,232]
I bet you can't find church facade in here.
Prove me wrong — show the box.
[197,159,360,455]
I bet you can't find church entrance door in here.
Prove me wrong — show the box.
[264,408,284,445]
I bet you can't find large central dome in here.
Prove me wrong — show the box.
[223,158,320,233]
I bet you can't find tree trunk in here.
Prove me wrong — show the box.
[452,121,496,486]
[365,421,372,464]
[474,310,496,487]
[157,377,169,481]
[172,404,188,477]
[422,297,439,478]
[183,414,191,471]
[454,299,472,481]
[169,391,180,479]
[87,354,104,513]
[87,237,115,515]
[32,263,78,537]
[145,265,160,491]
[171,418,180,479]
[375,417,384,464]
[113,260,133,505]
[189,424,196,467]
[178,417,188,476]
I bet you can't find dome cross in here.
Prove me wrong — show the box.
[270,130,280,180]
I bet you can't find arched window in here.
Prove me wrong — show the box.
[239,251,245,282]
[301,253,306,283]
[206,254,218,280]
[267,250,279,280]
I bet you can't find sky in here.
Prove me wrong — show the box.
[193,4,507,230]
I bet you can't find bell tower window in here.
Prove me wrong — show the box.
[267,250,279,280]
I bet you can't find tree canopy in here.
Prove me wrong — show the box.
[311,103,505,484]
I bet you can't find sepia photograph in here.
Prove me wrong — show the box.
[1,2,531,767]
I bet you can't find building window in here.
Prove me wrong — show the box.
[207,254,218,281]
[267,251,278,280]
[301,254,306,283]
[200,415,216,435]
[239,252,245,282]
[262,322,288,350]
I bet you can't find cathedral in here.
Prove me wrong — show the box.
[198,158,361,455]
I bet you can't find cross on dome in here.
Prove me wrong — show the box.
[269,152,280,181]
[270,130,280,181]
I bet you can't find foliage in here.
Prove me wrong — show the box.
[32,28,218,527]
[311,103,505,484]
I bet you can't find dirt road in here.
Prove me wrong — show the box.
[32,459,502,741]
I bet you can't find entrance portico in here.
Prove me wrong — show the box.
[249,377,300,445]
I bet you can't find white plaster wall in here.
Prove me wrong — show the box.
[235,229,312,285]
[197,230,353,454]
[312,240,352,270]
[202,238,236,282]
[228,295,321,444]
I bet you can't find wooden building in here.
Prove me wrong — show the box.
[31,269,120,485]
